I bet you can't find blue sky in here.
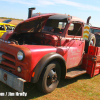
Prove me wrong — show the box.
[0,0,100,27]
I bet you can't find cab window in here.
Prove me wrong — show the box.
[43,19,67,34]
[68,22,82,36]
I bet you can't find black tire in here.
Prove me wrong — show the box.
[37,61,61,94]
[85,33,96,53]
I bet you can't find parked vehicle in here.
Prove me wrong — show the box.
[89,26,100,46]
[90,26,100,34]
[84,22,100,47]
[0,20,15,38]
[0,9,100,94]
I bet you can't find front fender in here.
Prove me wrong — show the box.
[31,52,66,83]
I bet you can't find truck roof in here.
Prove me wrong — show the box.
[32,13,84,23]
[90,26,100,30]
[71,16,84,23]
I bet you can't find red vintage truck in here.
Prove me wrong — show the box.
[0,9,100,94]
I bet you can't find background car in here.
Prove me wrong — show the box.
[0,19,15,38]
[90,26,100,46]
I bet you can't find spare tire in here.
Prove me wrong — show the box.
[88,33,96,46]
[85,33,96,53]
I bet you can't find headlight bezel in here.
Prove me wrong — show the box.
[17,50,25,61]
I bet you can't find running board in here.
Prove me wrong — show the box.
[65,68,86,79]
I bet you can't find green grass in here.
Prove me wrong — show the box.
[0,73,100,100]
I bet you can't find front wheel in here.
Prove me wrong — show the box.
[37,61,61,94]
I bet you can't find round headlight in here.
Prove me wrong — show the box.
[17,66,22,73]
[17,51,24,61]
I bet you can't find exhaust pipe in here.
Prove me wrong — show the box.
[86,16,91,25]
[28,7,36,18]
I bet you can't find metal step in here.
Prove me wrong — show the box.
[65,68,86,79]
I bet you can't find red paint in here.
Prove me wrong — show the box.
[82,46,100,77]
[0,13,88,82]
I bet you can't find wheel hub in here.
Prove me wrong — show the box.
[47,69,58,86]
[51,74,57,83]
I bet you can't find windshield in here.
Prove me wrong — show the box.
[90,28,100,33]
[42,19,67,34]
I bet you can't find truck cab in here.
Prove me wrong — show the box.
[0,13,86,93]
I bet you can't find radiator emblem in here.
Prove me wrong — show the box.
[3,73,7,81]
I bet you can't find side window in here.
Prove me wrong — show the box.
[68,22,82,36]
[0,25,5,30]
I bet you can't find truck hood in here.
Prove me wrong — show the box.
[22,45,56,52]
[14,13,56,33]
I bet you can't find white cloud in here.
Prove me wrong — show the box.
[2,0,100,11]
[2,0,54,6]
[37,0,54,6]
[54,0,100,11]
[2,0,38,6]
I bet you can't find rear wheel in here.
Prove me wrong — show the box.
[37,61,61,94]
[88,33,96,46]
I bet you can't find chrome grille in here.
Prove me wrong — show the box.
[0,52,16,70]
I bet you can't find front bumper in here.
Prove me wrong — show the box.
[0,68,26,92]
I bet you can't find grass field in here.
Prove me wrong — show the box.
[0,73,100,100]
[0,18,22,25]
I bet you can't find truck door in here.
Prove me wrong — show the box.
[65,22,85,69]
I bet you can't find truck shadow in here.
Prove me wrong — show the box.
[0,73,91,100]
[24,73,91,100]
[58,73,91,88]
